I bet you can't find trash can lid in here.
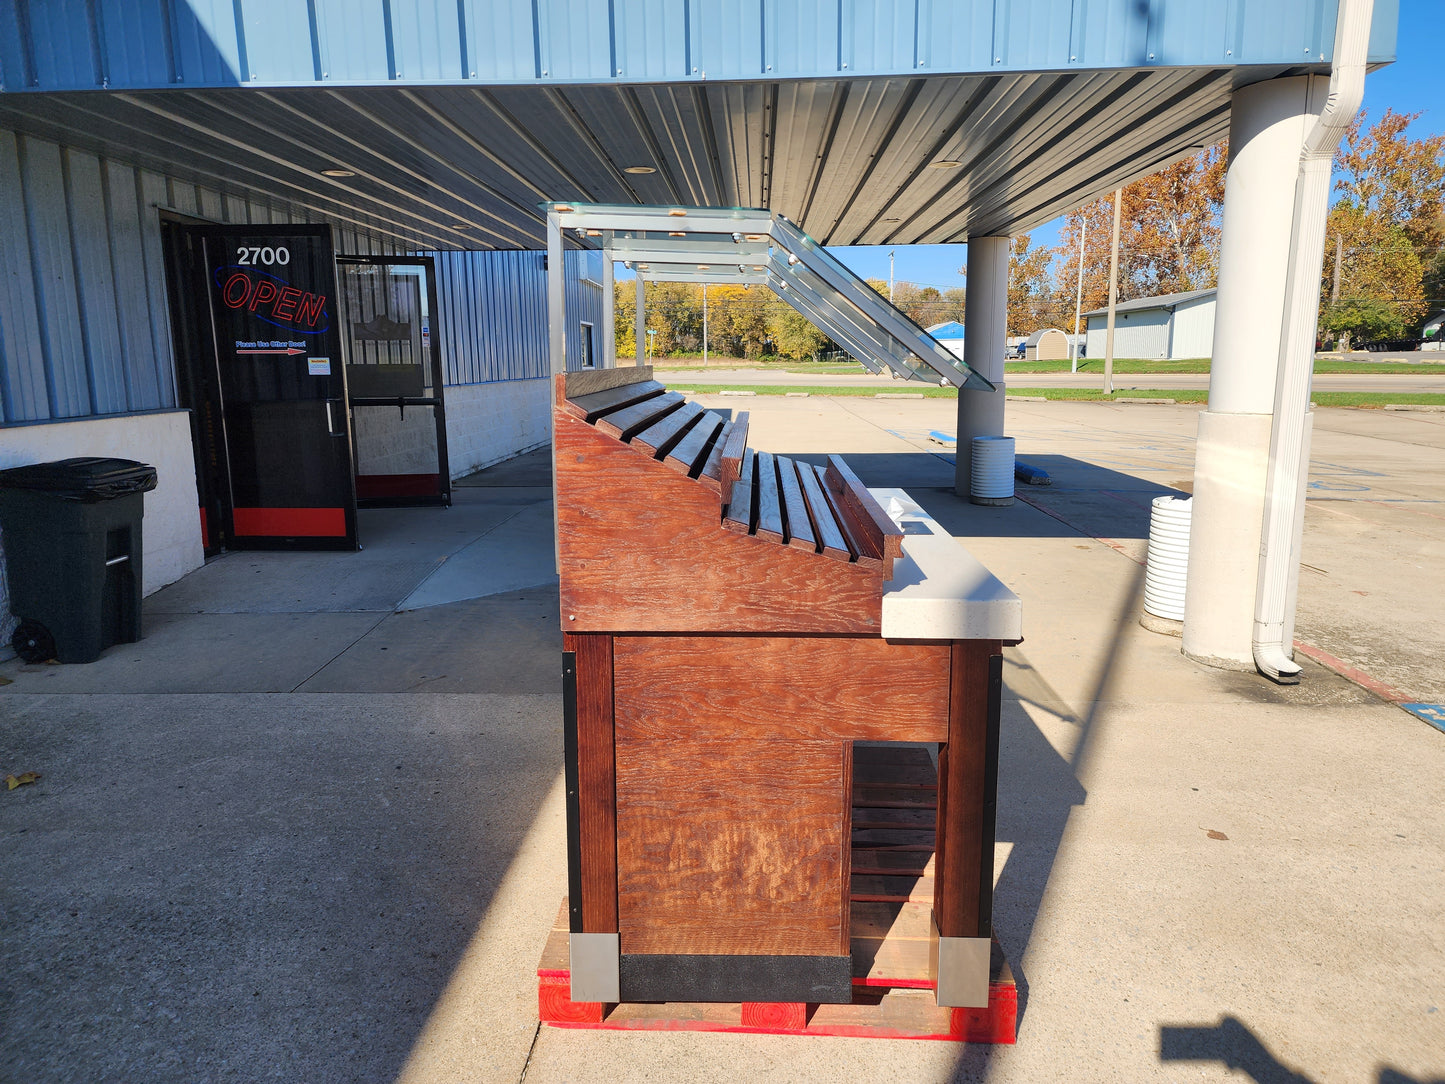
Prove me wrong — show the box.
[0,457,158,502]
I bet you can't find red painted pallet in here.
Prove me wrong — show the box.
[536,745,1017,1043]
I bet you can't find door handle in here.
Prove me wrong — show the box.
[325,399,346,436]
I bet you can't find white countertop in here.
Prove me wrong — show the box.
[870,487,1022,642]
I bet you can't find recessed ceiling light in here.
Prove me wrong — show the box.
[624,165,656,174]
[929,160,963,169]
[321,168,355,177]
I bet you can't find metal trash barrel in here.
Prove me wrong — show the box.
[0,458,157,663]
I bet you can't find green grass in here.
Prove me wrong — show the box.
[671,383,1445,409]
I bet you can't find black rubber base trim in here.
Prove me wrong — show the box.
[619,953,853,1004]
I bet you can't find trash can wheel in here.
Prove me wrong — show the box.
[12,621,56,663]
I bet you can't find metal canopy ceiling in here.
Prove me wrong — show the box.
[550,202,990,387]
[0,65,1307,253]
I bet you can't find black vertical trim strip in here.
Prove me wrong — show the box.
[976,651,1003,938]
[562,649,584,934]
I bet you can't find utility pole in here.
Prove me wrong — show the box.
[1331,233,1343,303]
[1070,219,1087,373]
[702,283,709,366]
[1104,188,1122,396]
[888,250,895,303]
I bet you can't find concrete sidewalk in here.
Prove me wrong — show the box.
[2,399,1442,1083]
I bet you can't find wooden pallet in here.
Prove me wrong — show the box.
[536,745,1017,1043]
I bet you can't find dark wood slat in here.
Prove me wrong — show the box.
[722,447,755,534]
[755,451,784,543]
[564,631,618,934]
[810,463,879,568]
[824,455,904,574]
[796,459,852,562]
[698,419,733,493]
[935,640,1001,940]
[776,455,817,552]
[633,399,706,459]
[663,411,725,476]
[595,390,685,440]
[718,411,750,503]
[566,379,667,422]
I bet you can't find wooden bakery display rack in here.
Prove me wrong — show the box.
[542,366,1023,1041]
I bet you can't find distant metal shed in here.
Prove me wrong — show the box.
[1024,328,1070,361]
[1083,289,1217,360]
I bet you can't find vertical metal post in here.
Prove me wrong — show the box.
[1070,220,1086,373]
[547,211,565,572]
[1104,188,1122,396]
[635,276,646,368]
[702,283,708,366]
[601,252,616,368]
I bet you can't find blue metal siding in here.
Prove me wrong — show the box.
[428,247,602,385]
[0,127,416,425]
[0,0,1397,91]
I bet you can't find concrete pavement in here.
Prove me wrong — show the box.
[2,397,1442,1083]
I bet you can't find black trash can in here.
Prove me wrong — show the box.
[0,458,158,663]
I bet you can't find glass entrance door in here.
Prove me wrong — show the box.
[197,225,358,549]
[337,257,451,507]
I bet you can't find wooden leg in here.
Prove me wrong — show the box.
[934,639,1002,939]
[563,633,617,934]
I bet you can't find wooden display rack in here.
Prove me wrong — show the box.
[552,367,1019,1024]
[537,745,1017,1042]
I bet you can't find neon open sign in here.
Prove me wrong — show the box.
[213,265,330,334]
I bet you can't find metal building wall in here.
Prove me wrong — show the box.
[0,0,1397,90]
[1169,296,1217,359]
[0,126,586,427]
[1085,309,1173,360]
[0,126,402,426]
[429,247,603,386]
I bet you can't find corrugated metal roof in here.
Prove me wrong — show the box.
[0,67,1279,249]
[1082,287,1217,318]
[0,0,1395,90]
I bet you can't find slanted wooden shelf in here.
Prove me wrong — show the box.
[554,367,1021,1019]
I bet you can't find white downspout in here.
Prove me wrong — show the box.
[1252,0,1373,683]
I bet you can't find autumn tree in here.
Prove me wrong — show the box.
[1321,109,1445,343]
[1007,233,1055,336]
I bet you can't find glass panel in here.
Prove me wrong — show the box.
[352,403,442,501]
[340,263,431,399]
[200,227,355,546]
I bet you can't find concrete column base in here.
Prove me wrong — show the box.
[1181,411,1272,669]
[953,384,1006,497]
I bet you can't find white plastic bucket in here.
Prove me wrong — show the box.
[1143,495,1192,621]
[970,436,1015,501]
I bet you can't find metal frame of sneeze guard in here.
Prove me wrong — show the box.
[543,202,995,391]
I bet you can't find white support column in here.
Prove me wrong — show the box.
[547,213,566,379]
[635,276,646,368]
[955,236,1009,496]
[1183,76,1323,668]
[601,255,616,367]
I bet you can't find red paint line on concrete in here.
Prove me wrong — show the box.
[1290,640,1411,703]
[1012,493,1417,708]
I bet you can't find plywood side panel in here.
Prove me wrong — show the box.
[613,635,949,742]
[555,410,883,634]
[616,738,850,956]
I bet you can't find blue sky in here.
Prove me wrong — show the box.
[832,0,1441,287]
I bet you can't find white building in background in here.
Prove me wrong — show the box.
[926,321,967,360]
[1083,288,1217,360]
